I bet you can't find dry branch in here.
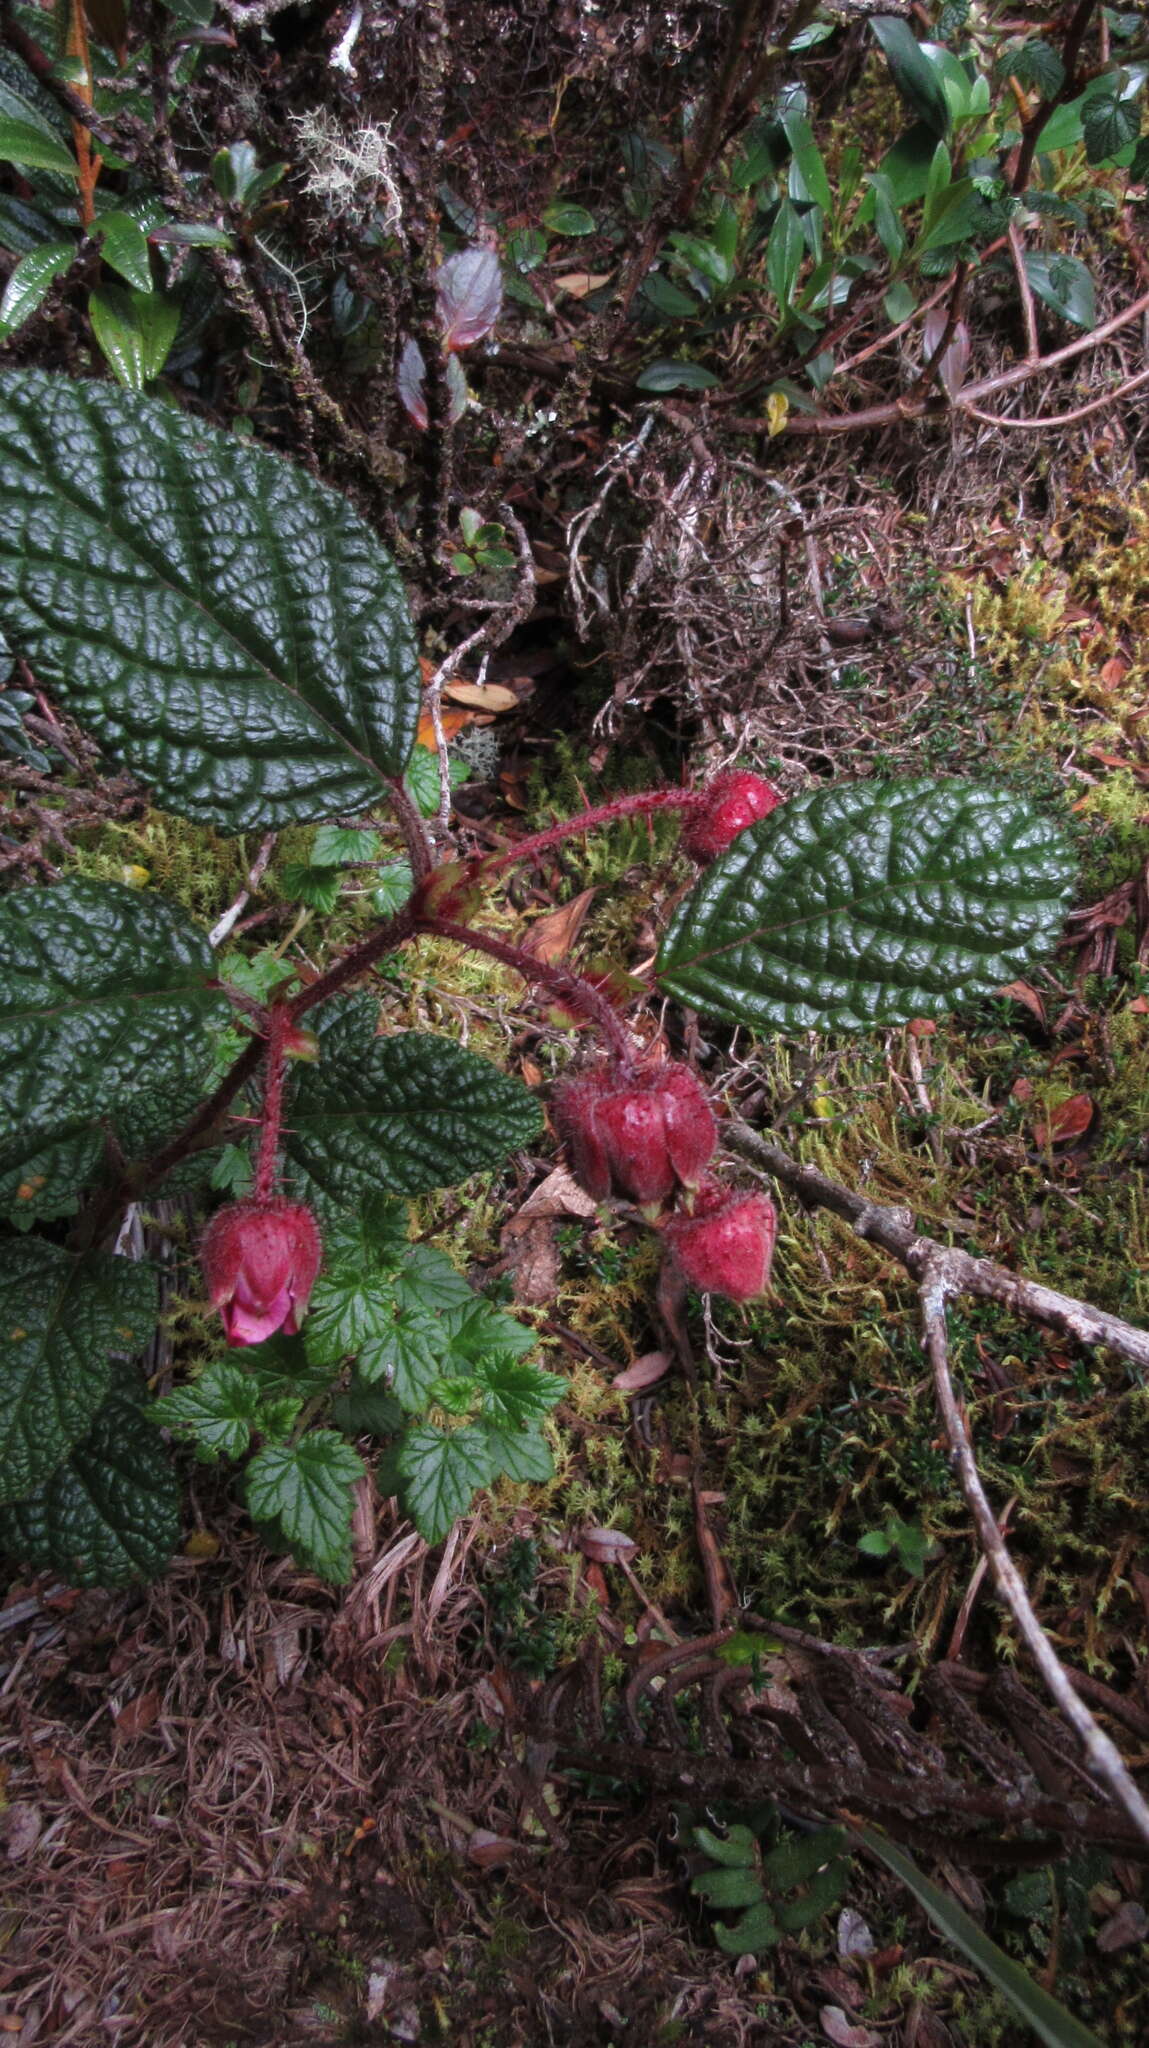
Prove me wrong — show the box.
[725,1120,1149,1847]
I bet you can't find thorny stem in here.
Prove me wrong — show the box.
[253,1006,291,1203]
[385,776,435,883]
[419,915,635,1066]
[482,786,700,879]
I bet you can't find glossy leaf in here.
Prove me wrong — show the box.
[0,116,78,176]
[0,880,229,1178]
[0,1391,179,1587]
[96,210,153,292]
[0,1242,158,1502]
[657,779,1075,1034]
[395,1422,495,1544]
[542,202,596,237]
[871,18,951,138]
[89,285,180,390]
[436,247,502,349]
[285,996,542,1210]
[766,198,805,313]
[245,1432,364,1582]
[0,373,421,827]
[0,1129,101,1229]
[1022,252,1095,330]
[0,242,73,338]
[397,334,428,427]
[1082,92,1140,166]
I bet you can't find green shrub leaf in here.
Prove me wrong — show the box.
[245,1432,364,1582]
[0,1390,180,1587]
[482,1423,553,1483]
[691,1867,766,1909]
[0,242,73,338]
[395,1422,495,1544]
[285,996,542,1209]
[0,1242,158,1502]
[88,284,181,390]
[0,880,230,1179]
[150,1358,267,1463]
[0,372,421,829]
[0,115,78,176]
[871,18,951,138]
[657,779,1074,1033]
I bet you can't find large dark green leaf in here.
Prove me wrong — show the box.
[0,372,421,829]
[871,18,951,138]
[0,1242,158,1501]
[285,996,542,1208]
[0,1389,180,1587]
[0,879,230,1178]
[657,779,1074,1033]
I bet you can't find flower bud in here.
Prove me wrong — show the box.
[682,770,782,862]
[200,1198,322,1347]
[554,1061,716,1205]
[662,1184,776,1301]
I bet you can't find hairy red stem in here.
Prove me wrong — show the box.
[419,915,636,1065]
[253,1006,291,1202]
[483,786,699,878]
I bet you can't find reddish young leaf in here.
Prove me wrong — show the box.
[436,248,502,349]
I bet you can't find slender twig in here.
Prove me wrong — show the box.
[920,1261,1149,1847]
[723,1121,1149,1845]
[962,365,1149,431]
[1012,0,1102,196]
[208,831,277,950]
[482,786,700,879]
[1008,221,1040,363]
[725,1123,1149,1369]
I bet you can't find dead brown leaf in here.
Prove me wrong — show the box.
[442,680,519,713]
[113,1691,160,1740]
[611,1351,670,1394]
[1032,1093,1096,1148]
[820,2010,881,2048]
[577,1527,638,1565]
[999,980,1047,1027]
[521,887,597,964]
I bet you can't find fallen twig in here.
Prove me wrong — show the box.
[725,1120,1149,1847]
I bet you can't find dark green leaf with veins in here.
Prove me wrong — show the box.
[657,779,1074,1034]
[0,371,420,829]
[482,1424,553,1484]
[0,1391,180,1587]
[0,880,230,1178]
[0,1242,157,1502]
[244,1432,364,1582]
[286,996,541,1209]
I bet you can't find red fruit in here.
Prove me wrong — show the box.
[200,1198,322,1347]
[554,1061,716,1205]
[682,770,782,861]
[662,1184,776,1301]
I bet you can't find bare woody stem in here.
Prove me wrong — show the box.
[419,915,635,1065]
[725,1119,1149,1846]
[482,786,700,878]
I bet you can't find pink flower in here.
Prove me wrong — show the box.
[662,1183,776,1301]
[554,1061,716,1206]
[682,770,782,861]
[200,1199,322,1347]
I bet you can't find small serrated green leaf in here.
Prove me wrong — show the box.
[0,1390,179,1587]
[473,1356,565,1428]
[481,1422,553,1483]
[244,1432,364,1582]
[363,1304,445,1407]
[279,862,343,912]
[0,1243,158,1502]
[395,1422,495,1544]
[310,824,382,866]
[1022,251,1096,330]
[285,996,542,1211]
[150,1359,264,1462]
[657,779,1075,1033]
[0,372,421,830]
[371,860,415,915]
[403,744,470,818]
[304,1268,398,1365]
[331,1377,404,1438]
[1082,90,1140,165]
[394,1245,476,1314]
